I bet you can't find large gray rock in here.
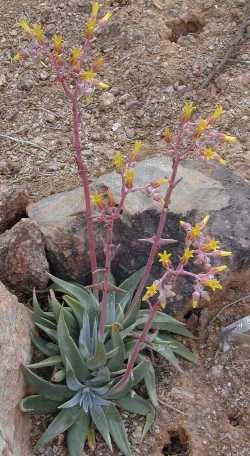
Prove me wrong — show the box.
[0,219,49,296]
[0,185,30,234]
[0,281,33,456]
[27,157,250,310]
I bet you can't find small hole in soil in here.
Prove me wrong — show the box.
[162,429,190,455]
[228,413,242,427]
[169,18,204,42]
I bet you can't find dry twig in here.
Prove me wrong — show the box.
[208,293,250,326]
[201,1,250,88]
[0,133,50,153]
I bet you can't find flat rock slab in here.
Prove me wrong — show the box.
[0,281,33,456]
[27,157,250,311]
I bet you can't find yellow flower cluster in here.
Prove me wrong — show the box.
[211,105,224,121]
[163,127,173,143]
[181,248,194,263]
[202,278,223,292]
[129,141,142,161]
[113,152,125,171]
[124,169,135,188]
[53,34,63,53]
[182,101,196,122]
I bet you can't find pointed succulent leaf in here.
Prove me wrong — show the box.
[63,294,86,327]
[108,359,149,399]
[31,331,59,357]
[49,291,78,336]
[138,310,185,326]
[58,308,89,382]
[86,367,110,387]
[79,312,91,357]
[52,368,66,383]
[22,366,72,401]
[137,311,194,338]
[20,395,62,415]
[106,292,116,325]
[87,339,107,371]
[27,355,62,369]
[49,274,99,310]
[142,407,155,439]
[108,324,125,372]
[159,335,197,363]
[116,268,145,303]
[67,409,90,456]
[104,404,132,456]
[34,406,81,450]
[33,291,55,325]
[59,391,82,409]
[140,356,158,407]
[90,405,113,451]
[65,357,84,391]
[35,323,58,343]
[117,391,152,416]
[151,343,182,371]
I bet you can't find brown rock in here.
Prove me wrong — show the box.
[0,281,33,455]
[0,185,30,234]
[0,219,49,295]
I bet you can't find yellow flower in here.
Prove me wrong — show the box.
[82,69,96,81]
[202,239,220,252]
[190,224,202,238]
[92,192,104,209]
[181,248,194,263]
[124,169,135,188]
[19,19,31,33]
[202,215,210,226]
[158,251,172,268]
[196,119,209,137]
[53,34,63,53]
[113,152,125,171]
[86,18,97,35]
[182,101,196,122]
[91,2,102,18]
[223,134,237,144]
[32,24,45,43]
[163,127,173,143]
[202,278,223,292]
[93,56,105,70]
[202,147,216,160]
[211,105,224,121]
[70,47,82,65]
[219,250,232,257]
[142,282,159,301]
[130,141,142,161]
[97,81,110,90]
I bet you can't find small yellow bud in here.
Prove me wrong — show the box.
[86,18,97,35]
[223,134,237,144]
[192,299,199,309]
[97,81,110,90]
[19,19,31,33]
[219,250,232,257]
[113,152,125,171]
[202,215,210,226]
[211,105,224,121]
[13,52,22,62]
[53,34,63,53]
[182,101,196,122]
[124,169,135,188]
[82,69,96,81]
[100,12,113,23]
[70,47,82,65]
[163,127,173,143]
[93,56,105,70]
[92,192,105,209]
[130,141,142,161]
[214,265,228,273]
[202,147,216,161]
[160,301,166,309]
[91,2,102,18]
[190,224,202,238]
[32,24,45,43]
[202,239,220,252]
[196,119,209,137]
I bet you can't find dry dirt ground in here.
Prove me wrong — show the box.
[0,0,250,455]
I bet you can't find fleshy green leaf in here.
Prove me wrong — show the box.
[117,391,152,415]
[67,410,90,456]
[31,331,59,357]
[35,322,58,342]
[108,324,125,372]
[58,308,89,382]
[27,355,62,369]
[90,405,112,451]
[20,395,62,415]
[22,366,72,401]
[49,274,99,310]
[108,359,149,399]
[63,294,85,327]
[159,335,197,363]
[142,407,155,439]
[137,311,194,338]
[49,291,78,336]
[34,407,81,450]
[104,405,132,456]
[144,359,158,407]
[151,343,182,371]
[116,268,145,303]
[87,339,107,371]
[65,357,83,391]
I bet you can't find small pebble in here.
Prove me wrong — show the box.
[100,92,115,110]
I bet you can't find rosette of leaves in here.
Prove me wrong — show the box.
[20,270,195,455]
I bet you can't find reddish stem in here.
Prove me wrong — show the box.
[70,89,98,287]
[99,217,114,338]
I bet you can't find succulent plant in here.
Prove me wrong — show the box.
[20,270,195,455]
